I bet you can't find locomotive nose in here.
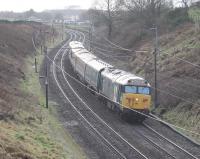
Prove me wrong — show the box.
[122,93,151,110]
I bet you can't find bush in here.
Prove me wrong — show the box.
[166,8,191,28]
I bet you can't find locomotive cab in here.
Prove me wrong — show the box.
[120,85,151,114]
[117,77,151,121]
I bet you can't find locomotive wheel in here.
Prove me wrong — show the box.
[106,101,112,110]
[120,112,126,120]
[111,103,115,111]
[106,101,116,111]
[111,104,114,110]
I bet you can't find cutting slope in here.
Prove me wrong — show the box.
[0,22,86,159]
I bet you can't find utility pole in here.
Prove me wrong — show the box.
[91,23,93,51]
[75,16,77,30]
[32,33,38,73]
[89,24,91,51]
[35,57,38,73]
[41,45,43,54]
[151,27,158,109]
[52,23,55,44]
[40,31,49,108]
[44,46,48,108]
[62,20,64,40]
[40,28,43,54]
[89,22,93,51]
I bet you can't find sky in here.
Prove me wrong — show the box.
[0,0,95,12]
[0,0,198,12]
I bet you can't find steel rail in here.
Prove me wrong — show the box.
[51,29,200,137]
[64,30,199,159]
[60,51,148,159]
[133,128,177,159]
[62,30,148,159]
[50,29,199,159]
[143,123,199,159]
[51,31,130,159]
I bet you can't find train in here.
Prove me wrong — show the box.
[69,41,151,121]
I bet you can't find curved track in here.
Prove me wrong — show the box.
[86,30,200,158]
[45,28,200,159]
[50,30,148,159]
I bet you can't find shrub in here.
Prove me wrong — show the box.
[166,8,191,28]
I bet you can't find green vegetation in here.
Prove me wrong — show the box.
[166,8,191,28]
[0,19,42,25]
[189,7,200,22]
[85,1,200,143]
[151,25,200,143]
[162,104,200,143]
[0,29,87,159]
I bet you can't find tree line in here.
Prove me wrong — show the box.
[84,0,198,39]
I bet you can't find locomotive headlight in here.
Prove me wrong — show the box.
[135,98,139,101]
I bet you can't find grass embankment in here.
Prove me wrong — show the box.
[152,25,200,143]
[0,31,87,159]
[162,107,200,143]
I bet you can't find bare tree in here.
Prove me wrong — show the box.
[121,0,170,26]
[181,0,189,8]
[24,9,36,19]
[178,0,194,16]
[94,0,118,39]
[107,0,113,39]
[180,0,195,8]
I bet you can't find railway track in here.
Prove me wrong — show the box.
[87,30,200,158]
[87,30,200,157]
[46,28,200,159]
[50,30,148,159]
[141,123,198,159]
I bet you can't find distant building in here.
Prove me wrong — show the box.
[193,1,200,7]
[27,16,42,22]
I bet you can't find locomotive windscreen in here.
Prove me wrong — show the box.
[138,87,150,95]
[124,86,137,93]
[123,86,150,95]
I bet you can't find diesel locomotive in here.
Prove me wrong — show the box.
[69,41,151,121]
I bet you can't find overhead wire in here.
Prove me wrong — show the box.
[99,50,200,97]
[161,51,200,70]
[89,37,200,91]
[56,28,200,136]
[46,53,200,137]
[44,28,200,136]
[73,29,200,99]
[94,29,199,69]
[102,34,200,70]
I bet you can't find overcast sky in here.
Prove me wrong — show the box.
[0,0,95,12]
[0,0,196,12]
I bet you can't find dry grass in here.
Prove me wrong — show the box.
[0,23,87,159]
[94,22,200,142]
